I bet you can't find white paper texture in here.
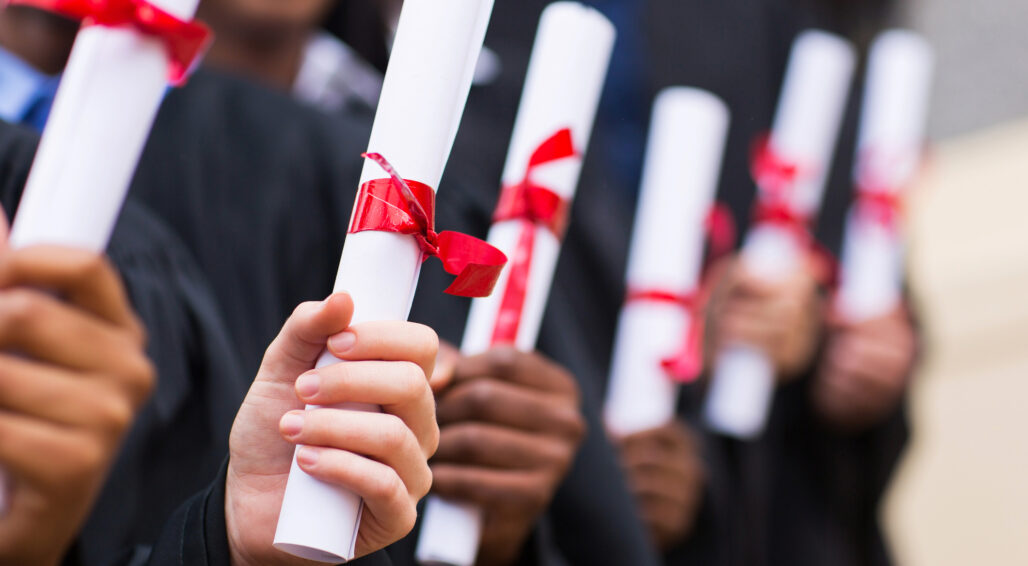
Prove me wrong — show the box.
[704,30,856,439]
[273,0,495,561]
[416,4,615,565]
[10,0,200,249]
[602,88,729,437]
[836,30,933,321]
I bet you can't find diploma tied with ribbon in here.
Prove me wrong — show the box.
[603,88,730,437]
[703,30,857,440]
[272,0,497,561]
[0,0,207,516]
[414,3,615,565]
[836,30,934,322]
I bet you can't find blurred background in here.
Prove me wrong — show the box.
[886,0,1028,565]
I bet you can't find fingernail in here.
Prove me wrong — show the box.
[329,331,356,353]
[295,372,321,398]
[280,412,304,437]
[297,446,319,467]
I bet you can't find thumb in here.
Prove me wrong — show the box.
[257,292,354,384]
[429,340,460,394]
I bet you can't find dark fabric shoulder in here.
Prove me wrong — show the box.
[130,68,368,377]
[0,120,39,214]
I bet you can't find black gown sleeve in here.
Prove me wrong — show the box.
[145,463,394,566]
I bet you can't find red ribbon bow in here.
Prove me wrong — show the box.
[623,204,737,383]
[625,288,705,383]
[489,128,578,344]
[349,153,507,298]
[749,133,814,245]
[8,0,212,85]
[854,149,908,231]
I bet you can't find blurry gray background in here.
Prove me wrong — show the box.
[909,0,1028,138]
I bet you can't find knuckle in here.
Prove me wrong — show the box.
[97,394,135,435]
[398,361,427,394]
[0,289,41,329]
[379,414,409,452]
[465,380,498,411]
[488,347,519,377]
[369,470,403,502]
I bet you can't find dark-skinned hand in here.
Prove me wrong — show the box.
[812,305,917,432]
[430,345,586,566]
[615,420,706,551]
[0,244,155,566]
[706,253,824,381]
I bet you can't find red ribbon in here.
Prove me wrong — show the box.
[8,0,212,85]
[489,128,578,344]
[854,149,908,231]
[349,153,507,298]
[625,288,705,383]
[623,204,738,383]
[749,133,814,246]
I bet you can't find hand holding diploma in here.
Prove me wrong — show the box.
[273,0,500,559]
[427,346,586,566]
[0,219,155,565]
[703,30,856,439]
[416,4,614,564]
[226,294,439,565]
[813,31,932,432]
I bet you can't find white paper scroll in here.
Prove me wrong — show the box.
[0,0,201,517]
[415,4,615,565]
[9,0,200,250]
[272,0,495,561]
[603,88,729,437]
[703,30,856,439]
[836,31,934,322]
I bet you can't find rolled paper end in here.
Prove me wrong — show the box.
[703,344,776,439]
[437,231,508,297]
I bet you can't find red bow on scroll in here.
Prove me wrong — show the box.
[625,205,737,383]
[489,128,577,344]
[349,153,507,298]
[625,288,706,383]
[8,0,212,85]
[749,133,814,245]
[853,149,909,231]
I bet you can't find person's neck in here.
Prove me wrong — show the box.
[0,6,78,75]
[203,25,309,92]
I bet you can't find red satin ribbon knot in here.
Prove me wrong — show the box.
[489,128,578,344]
[8,0,212,85]
[854,149,909,231]
[625,289,705,383]
[349,153,507,298]
[749,133,814,246]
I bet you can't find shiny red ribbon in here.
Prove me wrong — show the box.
[625,288,705,383]
[489,128,578,344]
[349,153,507,298]
[623,204,738,383]
[749,133,813,245]
[8,0,212,85]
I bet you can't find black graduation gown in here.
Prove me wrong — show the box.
[0,120,248,565]
[643,2,910,565]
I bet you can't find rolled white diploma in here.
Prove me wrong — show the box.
[703,30,856,439]
[603,88,729,437]
[415,4,615,565]
[272,0,495,561]
[0,0,201,517]
[9,0,201,250]
[835,30,934,322]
